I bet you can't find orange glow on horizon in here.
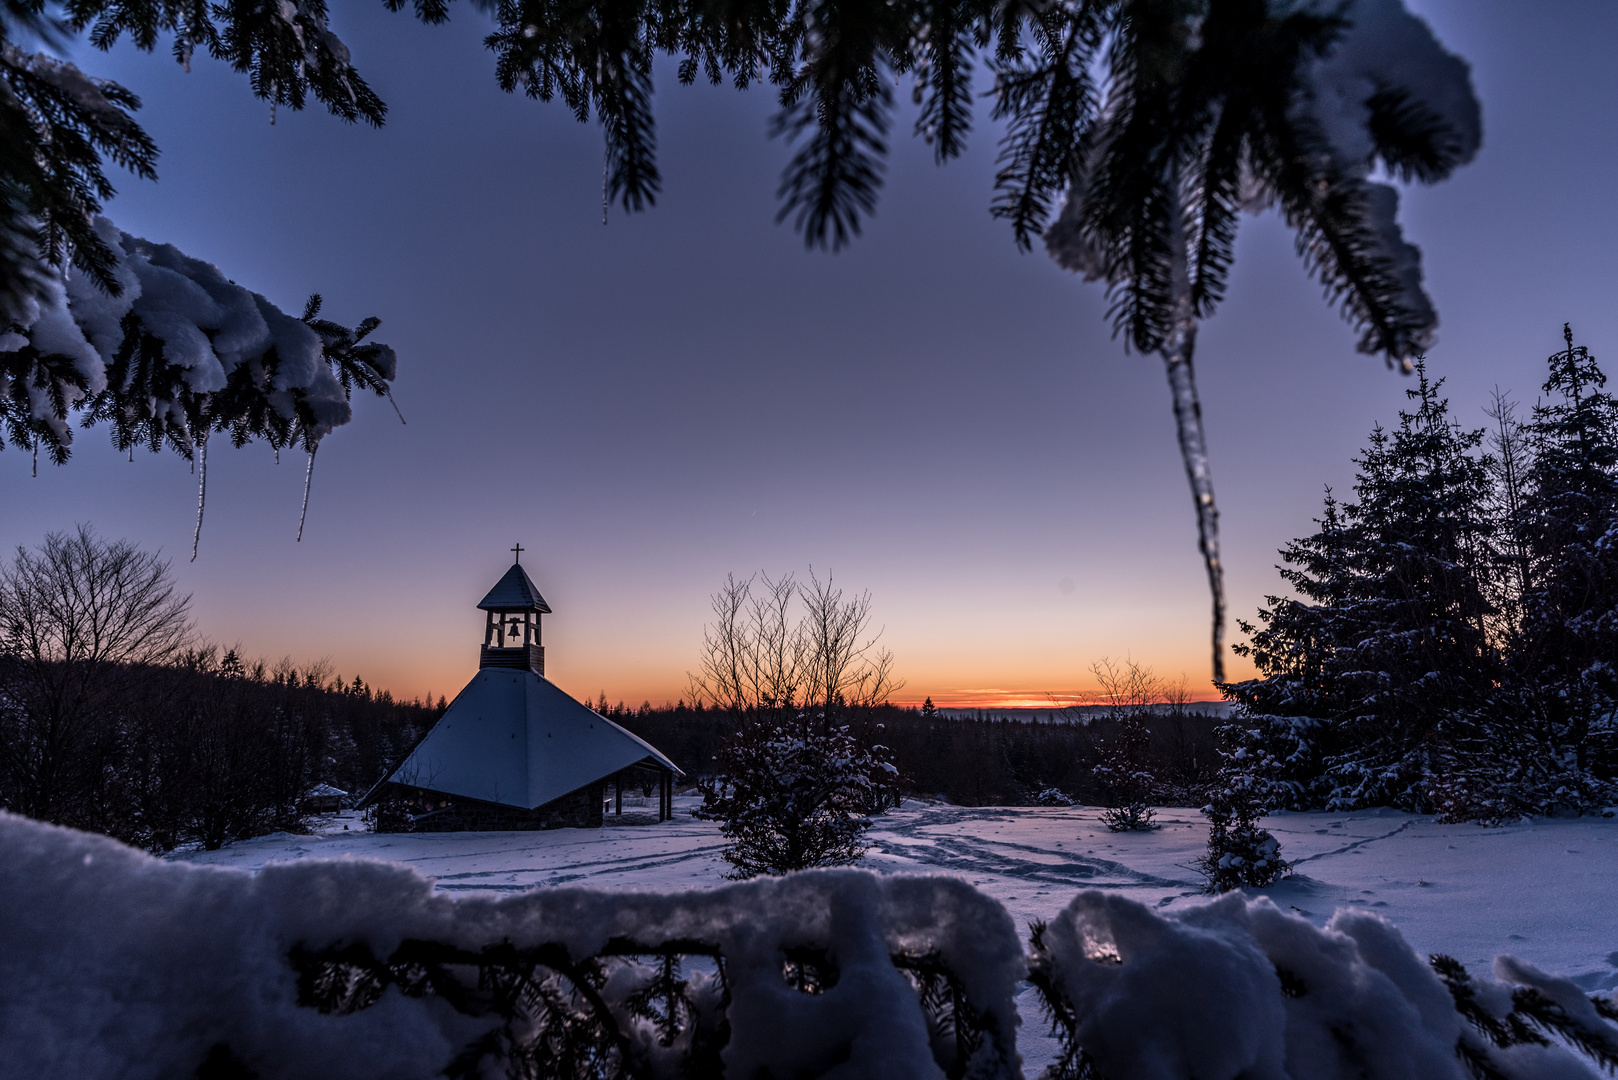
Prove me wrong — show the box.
[894,690,1103,710]
[890,687,1228,711]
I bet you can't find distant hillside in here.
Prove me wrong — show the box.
[935,702,1235,723]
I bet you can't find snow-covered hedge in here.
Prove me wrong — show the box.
[0,812,1022,1079]
[5,811,1618,1079]
[1028,890,1618,1080]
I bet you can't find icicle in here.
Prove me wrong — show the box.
[385,388,406,425]
[296,442,318,542]
[1162,320,1225,684]
[1161,190,1225,685]
[191,436,208,562]
[602,143,610,225]
[274,445,280,465]
[31,441,37,477]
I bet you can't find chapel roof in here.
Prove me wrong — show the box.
[478,563,552,612]
[362,669,680,810]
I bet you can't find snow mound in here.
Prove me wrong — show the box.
[7,810,1617,1079]
[1029,889,1607,1080]
[0,812,1023,1079]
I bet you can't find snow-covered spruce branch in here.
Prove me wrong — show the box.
[0,0,382,324]
[15,816,1618,1075]
[11,812,1618,1078]
[1026,890,1618,1080]
[2,812,1024,1079]
[0,217,396,550]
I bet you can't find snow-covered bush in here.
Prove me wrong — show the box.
[1094,716,1157,832]
[1035,787,1074,808]
[688,570,905,876]
[1027,890,1618,1080]
[696,722,898,877]
[1195,807,1287,895]
[1428,737,1616,826]
[0,811,1023,1080]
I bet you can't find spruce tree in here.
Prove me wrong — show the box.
[1518,327,1618,743]
[1196,721,1290,892]
[1455,326,1618,818]
[1229,363,1499,811]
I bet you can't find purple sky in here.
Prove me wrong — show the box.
[4,0,1616,707]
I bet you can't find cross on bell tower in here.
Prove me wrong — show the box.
[477,550,552,675]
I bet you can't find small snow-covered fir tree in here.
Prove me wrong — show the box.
[1087,659,1161,830]
[1095,714,1157,831]
[1196,721,1292,891]
[696,721,896,877]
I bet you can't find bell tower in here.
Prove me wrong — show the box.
[477,544,552,675]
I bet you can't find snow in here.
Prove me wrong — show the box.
[188,801,1618,987]
[155,800,1618,1076]
[3,216,358,451]
[1,810,1023,1080]
[1296,0,1481,175]
[1288,0,1482,358]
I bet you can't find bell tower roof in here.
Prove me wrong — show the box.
[478,562,552,613]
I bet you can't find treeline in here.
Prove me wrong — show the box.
[611,700,1223,808]
[1224,331,1618,821]
[0,648,440,851]
[0,528,440,851]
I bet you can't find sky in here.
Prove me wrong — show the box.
[4,1,1618,709]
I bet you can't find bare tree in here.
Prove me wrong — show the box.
[690,569,904,876]
[689,569,900,735]
[1484,387,1533,640]
[691,572,808,722]
[0,526,193,824]
[1088,658,1163,831]
[1089,657,1164,722]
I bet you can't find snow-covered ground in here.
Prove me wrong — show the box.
[178,797,1618,1072]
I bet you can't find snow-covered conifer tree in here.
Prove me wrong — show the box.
[1228,363,1500,811]
[1439,328,1618,820]
[1094,714,1157,831]
[1195,720,1294,891]
[1515,328,1618,760]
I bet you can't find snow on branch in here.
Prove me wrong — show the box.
[1283,0,1482,362]
[1028,889,1617,1080]
[8,810,1618,1079]
[0,812,1022,1079]
[0,217,395,545]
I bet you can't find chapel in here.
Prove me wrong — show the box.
[358,553,682,831]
